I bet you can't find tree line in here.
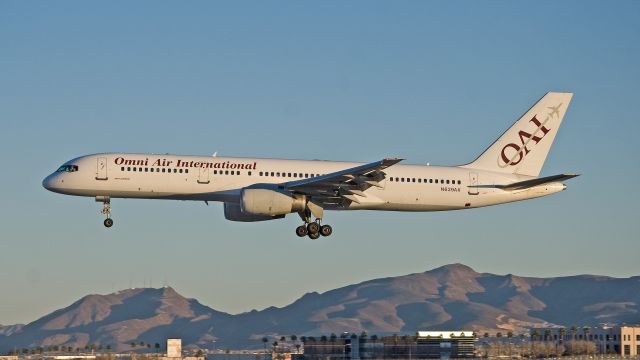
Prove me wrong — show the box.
[5,340,164,356]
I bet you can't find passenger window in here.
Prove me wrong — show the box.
[390,177,393,182]
[185,169,189,174]
[401,178,405,182]
[138,168,142,172]
[162,168,165,173]
[259,171,263,176]
[237,171,240,176]
[446,180,450,184]
[225,170,229,175]
[418,178,421,183]
[145,168,148,172]
[412,178,416,183]
[434,179,438,183]
[150,168,154,172]
[121,167,125,171]
[179,169,183,173]
[293,173,297,178]
[248,171,252,176]
[304,173,308,178]
[458,180,461,184]
[133,167,137,172]
[288,173,291,177]
[277,172,281,177]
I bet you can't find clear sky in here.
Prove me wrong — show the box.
[1,1,639,325]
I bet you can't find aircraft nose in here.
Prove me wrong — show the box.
[42,174,59,192]
[42,175,53,190]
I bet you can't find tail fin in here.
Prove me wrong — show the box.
[462,92,573,177]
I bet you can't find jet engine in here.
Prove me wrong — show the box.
[240,188,306,216]
[223,203,285,222]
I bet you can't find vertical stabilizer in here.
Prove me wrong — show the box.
[461,92,573,177]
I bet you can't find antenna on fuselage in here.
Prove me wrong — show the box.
[212,152,218,157]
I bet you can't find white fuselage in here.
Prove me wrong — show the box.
[42,153,566,212]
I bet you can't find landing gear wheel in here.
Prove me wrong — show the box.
[295,225,308,237]
[308,232,320,240]
[320,224,333,237]
[104,218,114,228]
[307,222,320,234]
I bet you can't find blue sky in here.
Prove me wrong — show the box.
[1,1,639,325]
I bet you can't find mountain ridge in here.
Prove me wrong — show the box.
[1,264,639,351]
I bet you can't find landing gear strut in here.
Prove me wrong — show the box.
[296,211,333,239]
[96,196,113,228]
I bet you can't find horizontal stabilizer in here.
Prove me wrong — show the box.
[470,174,580,191]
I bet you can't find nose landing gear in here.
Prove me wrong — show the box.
[96,196,113,228]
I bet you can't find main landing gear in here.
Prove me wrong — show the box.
[96,196,113,228]
[296,206,331,239]
[295,221,333,239]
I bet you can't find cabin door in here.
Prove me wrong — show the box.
[198,167,210,184]
[468,172,479,195]
[96,157,108,180]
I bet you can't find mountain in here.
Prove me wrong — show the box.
[0,287,233,352]
[1,264,639,352]
[0,325,23,337]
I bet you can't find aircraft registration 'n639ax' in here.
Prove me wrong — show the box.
[43,92,579,238]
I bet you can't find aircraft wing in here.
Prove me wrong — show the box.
[283,158,403,205]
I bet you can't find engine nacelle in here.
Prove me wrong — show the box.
[241,188,306,216]
[223,203,284,222]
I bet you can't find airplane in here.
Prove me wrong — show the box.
[43,92,578,239]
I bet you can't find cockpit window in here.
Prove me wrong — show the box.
[56,165,79,173]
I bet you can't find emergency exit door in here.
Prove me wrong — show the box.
[198,167,210,184]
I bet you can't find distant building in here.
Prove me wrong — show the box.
[415,331,475,359]
[302,331,475,360]
[302,337,354,360]
[167,339,182,358]
[531,325,640,355]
